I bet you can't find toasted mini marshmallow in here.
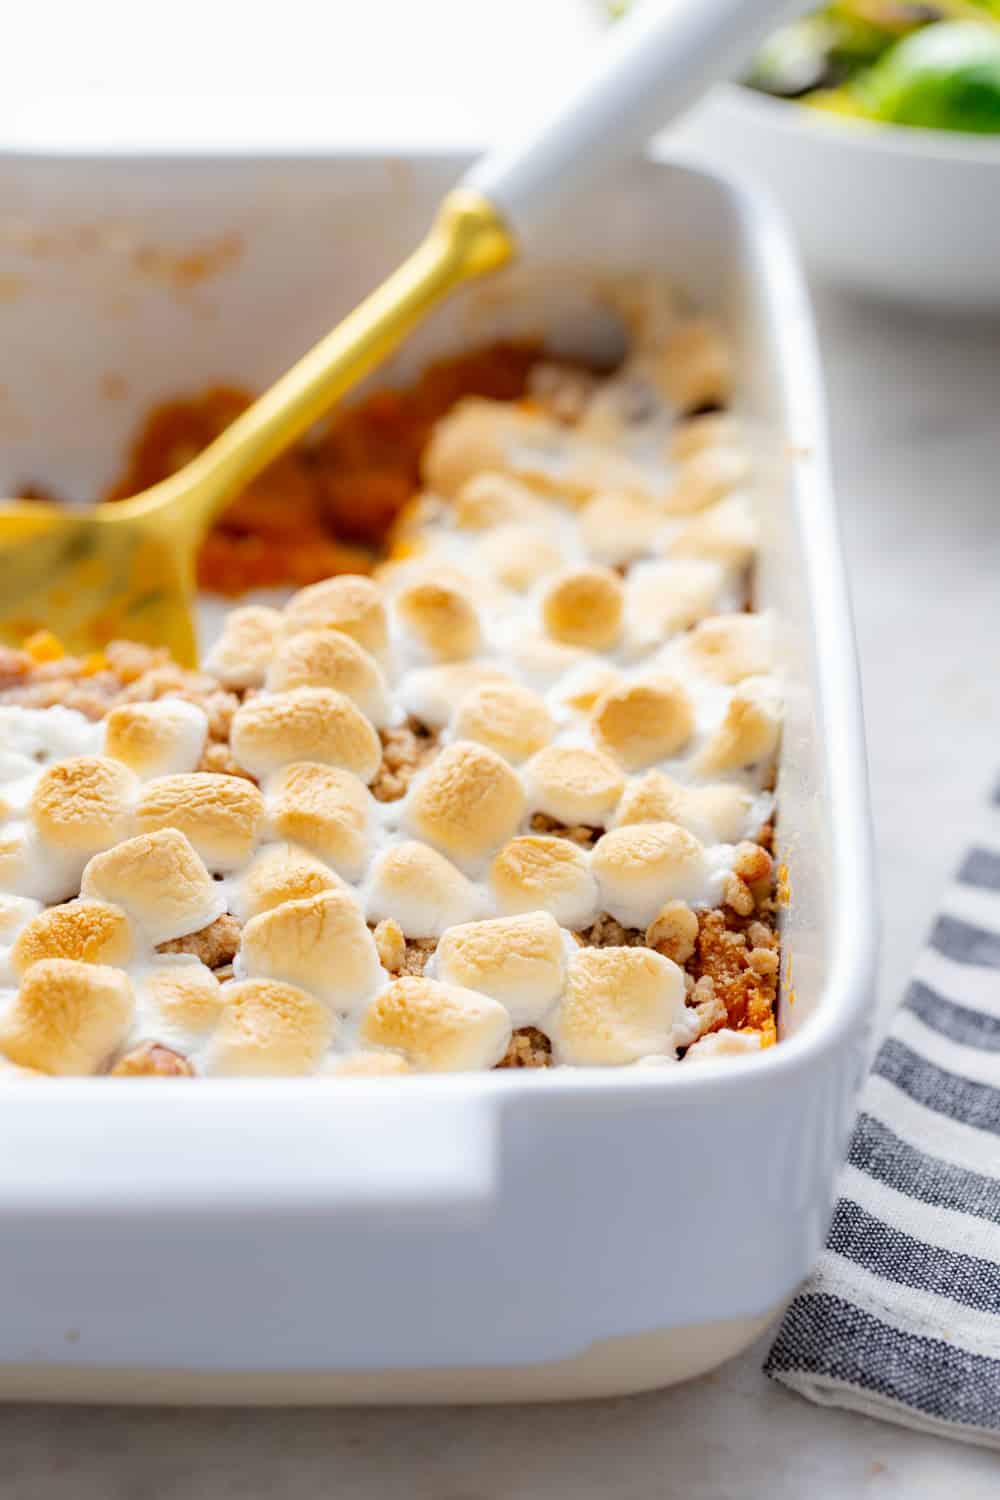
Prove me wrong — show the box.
[394,578,482,662]
[590,678,694,770]
[653,317,732,414]
[140,960,224,1036]
[0,1055,44,1081]
[579,491,660,566]
[555,662,622,715]
[421,398,543,497]
[613,771,754,845]
[550,946,687,1066]
[591,822,709,928]
[202,605,284,689]
[283,575,389,658]
[205,978,333,1076]
[697,676,783,773]
[626,560,726,646]
[10,899,132,976]
[405,741,525,871]
[268,762,373,881]
[327,1051,412,1077]
[669,494,757,571]
[81,829,224,946]
[452,680,553,764]
[541,566,624,651]
[231,688,381,784]
[0,894,41,944]
[478,525,563,593]
[663,448,749,516]
[684,1028,764,1063]
[489,835,598,928]
[365,840,483,938]
[435,912,565,1027]
[29,755,137,857]
[670,412,740,463]
[400,661,512,730]
[266,629,390,727]
[359,976,511,1072]
[677,613,771,685]
[239,889,380,1013]
[103,698,209,779]
[0,958,133,1075]
[231,843,344,924]
[136,772,265,872]
[523,746,624,828]
[454,471,549,530]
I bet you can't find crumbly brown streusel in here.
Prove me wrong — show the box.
[574,912,646,947]
[110,1043,195,1077]
[495,1027,553,1069]
[371,718,439,803]
[157,913,242,970]
[529,812,602,849]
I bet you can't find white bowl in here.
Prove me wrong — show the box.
[670,83,1000,307]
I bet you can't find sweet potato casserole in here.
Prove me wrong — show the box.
[0,288,782,1077]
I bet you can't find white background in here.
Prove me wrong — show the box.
[3,2,1000,1493]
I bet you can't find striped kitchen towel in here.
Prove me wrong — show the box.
[765,831,1000,1449]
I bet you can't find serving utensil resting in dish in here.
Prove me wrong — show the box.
[0,0,795,663]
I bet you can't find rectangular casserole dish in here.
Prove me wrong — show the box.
[0,148,876,1403]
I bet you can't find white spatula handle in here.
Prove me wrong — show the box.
[462,0,799,240]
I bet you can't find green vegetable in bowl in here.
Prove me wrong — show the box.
[860,19,1000,127]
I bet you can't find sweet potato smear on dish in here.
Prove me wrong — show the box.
[102,342,543,594]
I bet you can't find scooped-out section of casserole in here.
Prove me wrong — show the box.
[0,284,782,1078]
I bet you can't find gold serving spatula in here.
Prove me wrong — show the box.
[0,0,792,665]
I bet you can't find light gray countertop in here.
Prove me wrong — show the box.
[1,281,998,1500]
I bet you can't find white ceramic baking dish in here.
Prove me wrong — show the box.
[0,149,876,1403]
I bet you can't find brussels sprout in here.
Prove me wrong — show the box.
[862,20,1000,129]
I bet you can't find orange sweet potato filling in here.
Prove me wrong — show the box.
[101,342,542,595]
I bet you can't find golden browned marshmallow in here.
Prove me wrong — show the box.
[205,978,333,1076]
[591,822,708,928]
[663,447,749,516]
[372,917,406,973]
[141,961,224,1035]
[678,613,771,685]
[421,398,542,497]
[239,889,380,1012]
[626,560,726,643]
[684,1027,763,1063]
[268,761,372,881]
[81,829,224,946]
[365,841,483,938]
[136,772,266,872]
[231,687,381,783]
[523,746,624,828]
[489,835,598,929]
[110,1043,194,1078]
[0,958,133,1075]
[454,471,549,530]
[359,976,511,1072]
[579,492,661,566]
[668,494,757,571]
[435,911,565,1026]
[406,741,525,870]
[613,771,754,845]
[478,525,563,593]
[400,661,512,730]
[103,698,209,779]
[231,843,344,924]
[202,605,284,689]
[670,412,740,463]
[541,566,624,651]
[555,663,622,715]
[697,676,783,773]
[550,946,686,1066]
[590,678,694,770]
[29,755,137,856]
[654,317,732,413]
[266,629,390,726]
[394,578,482,662]
[10,899,132,976]
[452,680,553,764]
[327,1051,411,1077]
[283,575,389,658]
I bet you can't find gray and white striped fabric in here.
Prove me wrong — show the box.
[765,822,1000,1450]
